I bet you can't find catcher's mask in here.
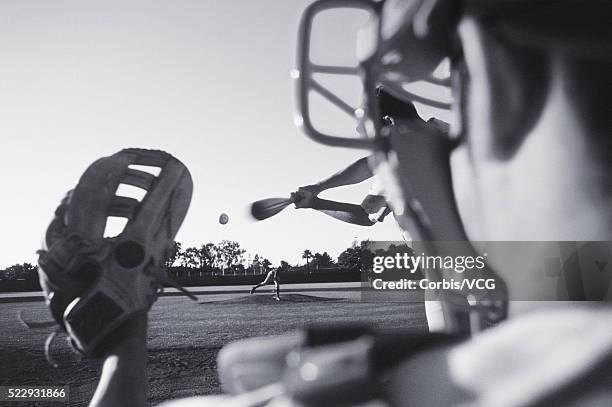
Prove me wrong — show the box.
[295,0,612,334]
[294,0,508,335]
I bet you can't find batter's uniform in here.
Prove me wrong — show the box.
[363,177,445,333]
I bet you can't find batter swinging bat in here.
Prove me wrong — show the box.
[250,195,296,221]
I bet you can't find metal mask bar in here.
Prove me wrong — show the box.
[294,0,382,149]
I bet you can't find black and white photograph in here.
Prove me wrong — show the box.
[1,0,610,406]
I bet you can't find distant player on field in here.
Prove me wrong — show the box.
[250,268,280,301]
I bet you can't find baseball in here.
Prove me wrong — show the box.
[219,213,229,225]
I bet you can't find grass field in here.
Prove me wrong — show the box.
[0,291,426,406]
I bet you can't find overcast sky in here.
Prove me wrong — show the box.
[0,0,450,268]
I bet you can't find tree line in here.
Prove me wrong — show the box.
[166,241,356,277]
[0,241,365,284]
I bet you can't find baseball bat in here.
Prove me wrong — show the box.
[250,196,296,221]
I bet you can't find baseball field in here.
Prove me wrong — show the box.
[0,284,426,406]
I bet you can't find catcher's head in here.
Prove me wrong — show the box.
[295,0,612,330]
[372,0,611,296]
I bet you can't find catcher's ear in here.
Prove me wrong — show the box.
[457,17,549,160]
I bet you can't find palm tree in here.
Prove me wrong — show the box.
[302,249,313,270]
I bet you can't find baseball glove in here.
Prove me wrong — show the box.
[37,148,195,357]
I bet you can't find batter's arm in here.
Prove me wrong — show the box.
[311,198,376,226]
[312,156,374,192]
